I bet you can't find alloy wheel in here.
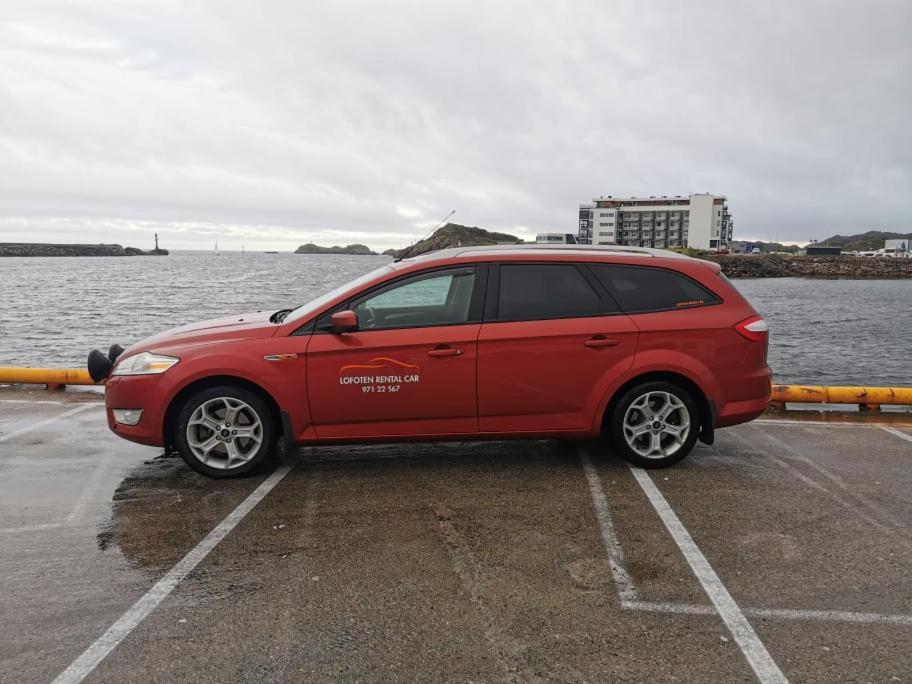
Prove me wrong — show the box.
[186,397,264,470]
[622,391,691,459]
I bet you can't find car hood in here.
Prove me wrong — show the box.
[124,311,278,355]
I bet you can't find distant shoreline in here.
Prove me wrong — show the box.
[0,243,168,257]
[3,243,910,279]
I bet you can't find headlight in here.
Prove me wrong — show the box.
[111,352,180,376]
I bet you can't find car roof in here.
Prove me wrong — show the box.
[395,243,696,266]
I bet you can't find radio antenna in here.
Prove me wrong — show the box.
[395,209,455,262]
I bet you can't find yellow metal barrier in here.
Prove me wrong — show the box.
[1,366,910,408]
[771,384,912,411]
[0,367,100,389]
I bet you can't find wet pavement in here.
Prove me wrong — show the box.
[1,389,911,683]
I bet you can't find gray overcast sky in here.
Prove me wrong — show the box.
[1,0,910,251]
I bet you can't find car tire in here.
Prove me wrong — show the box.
[173,385,278,478]
[606,380,700,469]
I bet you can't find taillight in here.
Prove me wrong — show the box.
[735,315,769,343]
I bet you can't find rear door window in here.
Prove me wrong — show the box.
[589,264,720,313]
[495,263,614,321]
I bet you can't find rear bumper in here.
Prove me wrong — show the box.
[716,365,771,428]
[716,396,769,428]
[104,375,168,447]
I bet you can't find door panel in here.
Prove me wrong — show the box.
[477,316,638,432]
[477,261,639,433]
[306,325,480,438]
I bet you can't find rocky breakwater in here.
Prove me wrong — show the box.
[0,243,168,257]
[709,254,912,279]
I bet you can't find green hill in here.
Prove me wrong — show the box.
[812,230,911,251]
[393,223,522,259]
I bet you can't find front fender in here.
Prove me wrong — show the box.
[159,337,313,441]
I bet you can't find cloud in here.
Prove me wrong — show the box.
[0,0,910,250]
[395,206,423,220]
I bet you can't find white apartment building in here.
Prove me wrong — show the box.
[578,193,734,250]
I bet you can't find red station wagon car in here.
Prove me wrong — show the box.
[91,245,771,477]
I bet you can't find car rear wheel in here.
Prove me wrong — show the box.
[174,385,278,478]
[607,381,699,468]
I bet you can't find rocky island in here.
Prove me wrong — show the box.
[0,243,168,257]
[390,223,522,259]
[293,224,523,259]
[294,243,377,255]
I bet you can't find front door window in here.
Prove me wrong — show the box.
[352,268,476,330]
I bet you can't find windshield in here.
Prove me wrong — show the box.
[282,265,395,324]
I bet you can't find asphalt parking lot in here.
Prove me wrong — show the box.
[2,390,911,683]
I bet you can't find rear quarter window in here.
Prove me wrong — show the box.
[589,264,720,314]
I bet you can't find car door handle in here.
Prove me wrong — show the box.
[427,346,464,357]
[584,336,620,348]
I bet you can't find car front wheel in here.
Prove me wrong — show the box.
[607,381,699,468]
[174,385,278,478]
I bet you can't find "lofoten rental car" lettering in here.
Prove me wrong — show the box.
[339,374,420,385]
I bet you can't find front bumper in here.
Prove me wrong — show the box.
[105,375,168,447]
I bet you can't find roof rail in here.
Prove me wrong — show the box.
[465,243,658,255]
[456,243,694,258]
[396,243,695,262]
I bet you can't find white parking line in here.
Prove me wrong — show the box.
[435,503,529,681]
[52,461,297,684]
[0,399,72,405]
[881,426,912,444]
[0,404,100,444]
[624,599,912,626]
[629,467,788,684]
[65,453,115,524]
[754,419,880,427]
[581,445,912,638]
[0,521,67,534]
[747,605,912,626]
[738,429,912,540]
[579,450,638,602]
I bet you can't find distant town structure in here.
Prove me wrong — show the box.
[577,193,733,251]
[534,232,578,244]
[853,238,911,258]
[884,238,910,255]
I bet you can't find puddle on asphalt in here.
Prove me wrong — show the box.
[97,440,585,573]
[96,451,264,573]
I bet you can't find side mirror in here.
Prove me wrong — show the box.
[330,310,359,333]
